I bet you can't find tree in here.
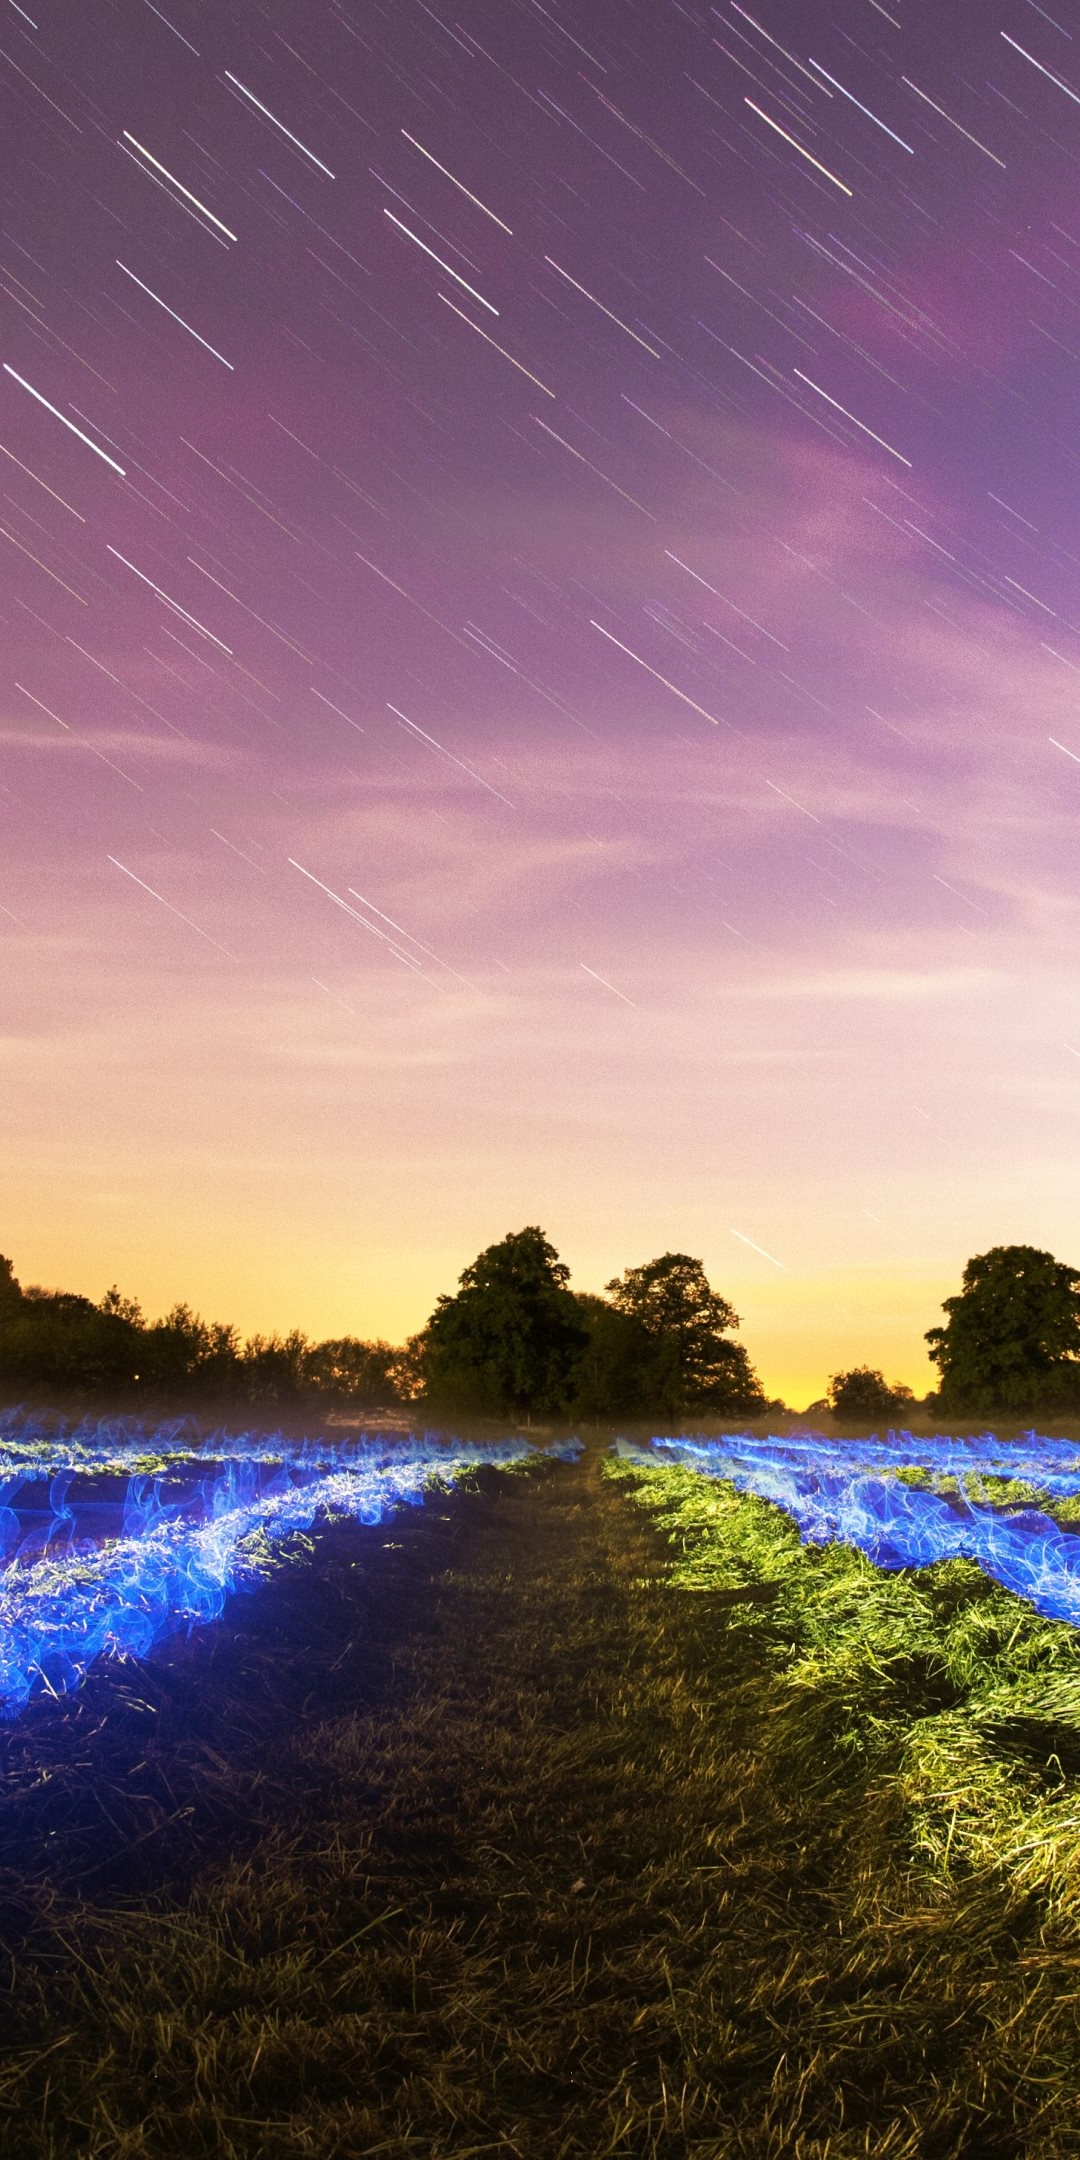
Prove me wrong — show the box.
[570,1293,652,1421]
[0,1248,432,1413]
[420,1227,588,1420]
[827,1366,912,1421]
[139,1304,243,1399]
[241,1330,315,1409]
[306,1337,403,1408]
[925,1244,1080,1415]
[0,1286,142,1395]
[100,1285,144,1326]
[603,1252,766,1418]
[388,1332,429,1405]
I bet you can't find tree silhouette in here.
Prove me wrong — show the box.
[0,1252,410,1412]
[241,1330,315,1409]
[603,1252,766,1418]
[138,1305,243,1398]
[0,1285,142,1394]
[570,1293,652,1420]
[420,1226,588,1419]
[306,1337,403,1408]
[926,1245,1080,1414]
[827,1366,912,1421]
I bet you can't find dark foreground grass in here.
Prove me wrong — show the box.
[3,1446,1080,2157]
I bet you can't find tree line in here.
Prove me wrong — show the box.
[1,1233,1078,1422]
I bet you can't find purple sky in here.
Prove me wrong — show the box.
[5,0,1080,1404]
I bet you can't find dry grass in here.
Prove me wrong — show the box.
[1,1446,1079,2155]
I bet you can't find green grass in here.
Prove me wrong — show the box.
[606,1454,1080,2147]
[605,1456,1080,1872]
[889,1460,1080,1527]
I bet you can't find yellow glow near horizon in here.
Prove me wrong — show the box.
[4,1192,947,1412]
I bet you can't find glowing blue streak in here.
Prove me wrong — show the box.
[0,1408,548,1477]
[621,1430,1080,1627]
[628,1425,1080,1498]
[0,1422,578,1719]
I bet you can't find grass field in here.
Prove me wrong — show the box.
[4,1437,1080,2156]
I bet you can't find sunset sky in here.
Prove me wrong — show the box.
[5,0,1080,1407]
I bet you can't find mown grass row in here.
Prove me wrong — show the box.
[606,1451,1080,1905]
[891,1460,1080,1527]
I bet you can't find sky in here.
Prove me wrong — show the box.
[5,0,1080,1408]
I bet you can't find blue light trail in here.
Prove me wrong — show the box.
[0,1417,578,1720]
[620,1429,1080,1627]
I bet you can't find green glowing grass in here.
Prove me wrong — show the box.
[607,1455,1080,1921]
[891,1459,1080,1523]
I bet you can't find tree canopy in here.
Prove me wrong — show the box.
[419,1226,589,1419]
[602,1252,766,1418]
[0,1259,417,1414]
[0,1233,780,1421]
[925,1244,1080,1414]
[41,1228,1080,1423]
[827,1366,914,1421]
[569,1293,649,1421]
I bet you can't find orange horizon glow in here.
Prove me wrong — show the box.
[3,1191,967,1409]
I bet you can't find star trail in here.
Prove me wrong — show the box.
[4,0,1080,1403]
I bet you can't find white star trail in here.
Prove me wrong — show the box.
[120,133,237,238]
[116,263,234,368]
[806,61,914,151]
[580,963,637,1006]
[729,1228,787,1269]
[743,100,853,195]
[387,705,515,806]
[543,258,661,357]
[2,367,125,474]
[1001,32,1080,110]
[223,72,336,177]
[383,209,499,313]
[108,857,239,959]
[437,294,554,394]
[106,547,233,652]
[401,131,513,232]
[792,371,911,465]
[590,619,734,729]
[901,79,1006,166]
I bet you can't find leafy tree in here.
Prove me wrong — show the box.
[570,1293,653,1421]
[0,1248,436,1413]
[603,1252,766,1418]
[191,1320,243,1397]
[139,1304,243,1399]
[100,1285,144,1326]
[0,1287,142,1395]
[306,1336,403,1408]
[240,1330,315,1409]
[925,1244,1080,1414]
[387,1333,429,1405]
[827,1366,912,1421]
[420,1227,588,1419]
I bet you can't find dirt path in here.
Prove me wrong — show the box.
[0,1447,1012,2159]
